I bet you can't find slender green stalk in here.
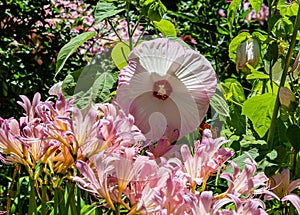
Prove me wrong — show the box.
[125,1,133,50]
[76,186,81,215]
[41,183,47,214]
[54,187,59,215]
[267,0,272,33]
[28,177,37,215]
[6,165,19,215]
[107,19,127,46]
[267,7,300,148]
[294,151,300,179]
[65,181,76,214]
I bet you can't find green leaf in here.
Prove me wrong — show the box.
[242,93,276,138]
[222,79,245,104]
[246,71,269,80]
[227,104,246,136]
[71,64,116,111]
[62,74,76,96]
[94,2,125,24]
[278,0,299,17]
[227,0,242,30]
[80,205,97,215]
[92,72,115,103]
[229,32,250,61]
[224,148,259,175]
[141,0,166,21]
[55,32,96,77]
[240,134,267,148]
[287,125,300,151]
[210,88,230,119]
[249,0,263,13]
[111,42,131,70]
[266,149,278,160]
[264,41,278,64]
[153,20,177,36]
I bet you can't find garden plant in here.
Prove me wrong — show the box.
[1,0,300,214]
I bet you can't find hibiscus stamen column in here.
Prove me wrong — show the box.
[152,79,173,100]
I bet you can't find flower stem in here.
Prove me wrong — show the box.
[267,6,300,149]
[125,1,132,50]
[6,165,19,215]
[41,183,47,214]
[76,186,81,215]
[65,181,76,214]
[28,177,37,215]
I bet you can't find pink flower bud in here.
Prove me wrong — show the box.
[236,38,260,72]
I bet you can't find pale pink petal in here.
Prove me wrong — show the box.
[282,168,290,191]
[282,194,300,214]
[76,160,99,187]
[199,191,213,213]
[129,38,187,77]
[288,179,300,193]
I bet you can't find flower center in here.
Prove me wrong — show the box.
[152,80,173,100]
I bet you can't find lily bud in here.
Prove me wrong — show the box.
[236,38,260,72]
[279,87,296,108]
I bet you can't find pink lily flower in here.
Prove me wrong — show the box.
[220,155,268,198]
[181,129,234,192]
[73,151,116,210]
[267,168,300,213]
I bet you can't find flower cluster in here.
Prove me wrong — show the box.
[73,129,278,214]
[0,93,144,181]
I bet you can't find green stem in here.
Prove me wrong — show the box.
[267,7,300,149]
[28,177,37,215]
[107,19,126,45]
[41,183,47,214]
[54,187,59,215]
[125,1,133,50]
[76,186,81,215]
[267,0,272,33]
[65,181,75,214]
[134,19,149,48]
[296,152,300,179]
[6,165,19,215]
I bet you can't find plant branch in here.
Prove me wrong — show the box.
[267,6,300,148]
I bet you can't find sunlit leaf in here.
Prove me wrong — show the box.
[153,19,177,36]
[94,2,124,24]
[278,0,299,17]
[111,42,131,70]
[80,205,97,215]
[224,148,259,175]
[242,93,276,138]
[227,0,242,31]
[249,0,263,13]
[55,32,96,77]
[210,89,230,119]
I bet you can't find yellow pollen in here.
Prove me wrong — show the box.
[157,85,166,95]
